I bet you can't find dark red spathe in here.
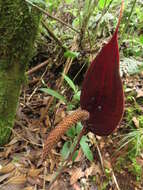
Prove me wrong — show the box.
[80,2,124,136]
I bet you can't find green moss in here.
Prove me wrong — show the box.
[0,62,22,145]
[0,0,42,70]
[0,0,44,145]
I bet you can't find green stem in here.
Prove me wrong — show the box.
[122,0,137,35]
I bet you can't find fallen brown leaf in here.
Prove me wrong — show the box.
[49,180,68,190]
[0,163,15,174]
[54,108,66,125]
[72,183,81,190]
[69,168,84,185]
[45,114,51,128]
[136,90,143,98]
[136,157,143,167]
[1,184,25,190]
[27,176,42,186]
[85,163,102,178]
[8,175,27,185]
[44,173,55,182]
[104,159,112,169]
[0,173,12,183]
[4,146,14,158]
[28,168,43,177]
[132,117,139,128]
[23,187,34,190]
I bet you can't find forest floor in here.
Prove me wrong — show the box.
[0,60,143,190]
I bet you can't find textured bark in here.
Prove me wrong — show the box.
[0,0,43,145]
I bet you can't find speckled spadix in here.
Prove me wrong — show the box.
[80,1,124,136]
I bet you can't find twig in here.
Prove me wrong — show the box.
[95,137,120,190]
[42,20,67,51]
[112,169,121,190]
[26,59,49,75]
[95,138,105,172]
[122,0,137,35]
[24,0,79,33]
[73,61,87,82]
[27,65,48,103]
[28,78,40,85]
[27,86,39,103]
[43,161,47,190]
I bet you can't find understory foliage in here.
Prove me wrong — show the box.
[0,0,143,189]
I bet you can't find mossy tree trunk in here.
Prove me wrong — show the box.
[0,0,43,145]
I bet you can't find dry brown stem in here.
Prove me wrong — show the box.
[26,59,49,75]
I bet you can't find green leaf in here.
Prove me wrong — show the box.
[139,35,143,45]
[64,50,79,59]
[65,0,73,4]
[61,141,71,159]
[67,104,76,111]
[66,126,76,138]
[72,17,80,28]
[76,122,83,134]
[40,88,67,103]
[73,91,81,101]
[72,150,79,162]
[98,0,111,9]
[63,74,77,93]
[80,136,93,162]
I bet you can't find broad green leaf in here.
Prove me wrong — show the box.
[80,136,93,162]
[63,74,77,93]
[64,50,79,59]
[40,88,67,103]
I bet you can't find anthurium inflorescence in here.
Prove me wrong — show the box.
[80,0,124,136]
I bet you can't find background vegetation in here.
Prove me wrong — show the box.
[0,0,143,189]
